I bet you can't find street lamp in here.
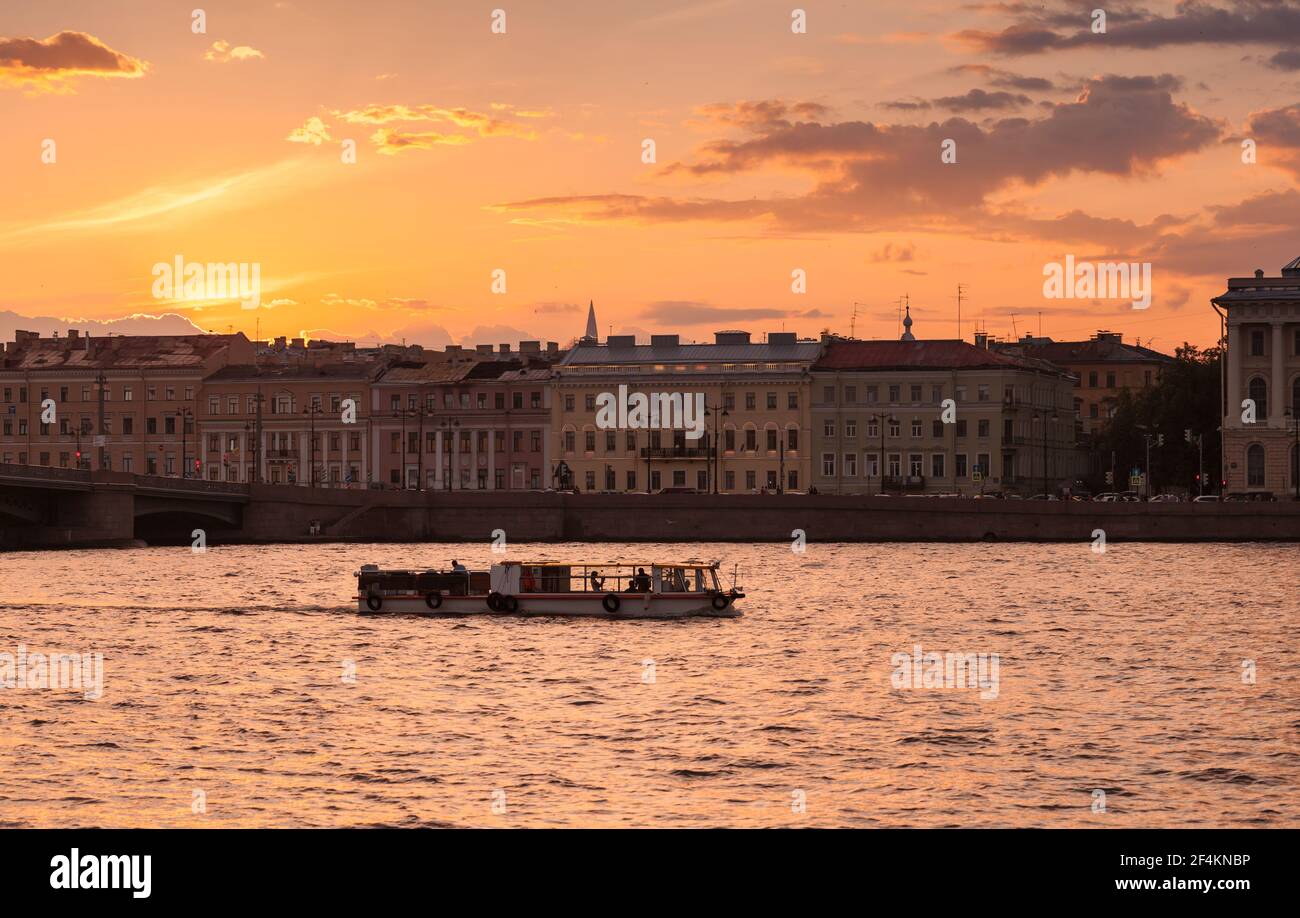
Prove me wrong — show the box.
[176,407,193,478]
[868,412,897,495]
[1287,408,1300,501]
[438,418,460,490]
[1032,411,1058,498]
[303,402,325,488]
[705,402,727,493]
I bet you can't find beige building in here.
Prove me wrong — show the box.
[1,329,252,476]
[811,316,1082,496]
[552,331,822,492]
[1212,258,1300,497]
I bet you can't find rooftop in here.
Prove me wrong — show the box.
[993,331,1173,365]
[2,331,249,371]
[558,330,822,367]
[814,338,1067,375]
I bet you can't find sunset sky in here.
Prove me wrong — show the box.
[3,0,1299,352]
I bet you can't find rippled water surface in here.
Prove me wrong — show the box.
[1,542,1296,827]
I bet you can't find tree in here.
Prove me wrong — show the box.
[1089,343,1222,494]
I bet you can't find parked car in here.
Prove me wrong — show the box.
[1093,492,1119,502]
[1028,494,1059,500]
[1118,491,1142,502]
[1192,494,1220,503]
[1149,494,1182,503]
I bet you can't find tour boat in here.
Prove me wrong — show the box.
[355,560,744,618]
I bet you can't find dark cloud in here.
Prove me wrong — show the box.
[639,302,793,324]
[1244,103,1300,176]
[0,310,202,340]
[957,1,1300,56]
[1268,48,1300,69]
[933,88,1033,112]
[947,64,1057,91]
[0,30,147,89]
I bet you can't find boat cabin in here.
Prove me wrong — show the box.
[490,561,722,596]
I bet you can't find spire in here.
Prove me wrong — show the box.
[584,300,598,341]
[900,303,916,341]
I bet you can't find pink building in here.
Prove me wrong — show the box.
[370,359,553,490]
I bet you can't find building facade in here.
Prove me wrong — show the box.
[1,329,253,476]
[552,331,821,493]
[992,331,1173,436]
[1212,258,1300,497]
[197,359,377,486]
[811,324,1082,496]
[369,358,553,490]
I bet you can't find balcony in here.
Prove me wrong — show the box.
[640,445,713,460]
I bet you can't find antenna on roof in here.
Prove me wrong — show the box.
[851,301,864,338]
[954,283,966,342]
[1010,314,1018,338]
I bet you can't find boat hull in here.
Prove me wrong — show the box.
[356,592,741,619]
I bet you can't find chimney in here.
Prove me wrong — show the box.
[768,332,796,345]
[519,340,540,353]
[498,343,511,354]
[476,344,493,355]
[974,331,988,350]
[1255,268,1265,279]
[546,341,559,354]
[650,334,680,348]
[607,334,636,348]
[714,330,751,345]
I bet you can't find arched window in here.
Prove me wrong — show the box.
[1246,443,1266,487]
[1247,377,1268,419]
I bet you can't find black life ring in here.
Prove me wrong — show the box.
[710,593,730,611]
[487,591,503,612]
[424,591,442,610]
[502,595,519,613]
[365,593,383,612]
[602,593,621,613]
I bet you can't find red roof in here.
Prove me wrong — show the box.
[814,339,1055,372]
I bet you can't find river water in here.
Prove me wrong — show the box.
[0,541,1296,827]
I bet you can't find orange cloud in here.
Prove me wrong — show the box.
[203,40,264,63]
[0,30,147,92]
[370,128,472,155]
[286,116,331,145]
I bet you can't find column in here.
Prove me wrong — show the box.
[260,430,268,483]
[435,430,443,489]
[299,430,308,485]
[239,432,245,483]
[341,427,349,486]
[452,430,461,489]
[487,430,495,489]
[1271,322,1285,425]
[471,427,479,489]
[1226,323,1242,428]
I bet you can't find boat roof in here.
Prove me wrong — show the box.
[495,560,720,569]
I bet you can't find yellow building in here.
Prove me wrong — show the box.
[551,331,822,492]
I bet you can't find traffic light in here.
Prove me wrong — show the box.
[1157,433,1164,447]
[1105,471,1114,485]
[194,459,201,473]
[74,450,81,460]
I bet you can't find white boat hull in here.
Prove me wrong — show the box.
[356,592,741,619]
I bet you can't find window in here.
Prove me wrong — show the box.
[745,428,757,450]
[823,386,835,404]
[955,385,966,402]
[672,470,686,487]
[767,392,777,410]
[845,419,857,439]
[787,392,798,410]
[626,430,636,451]
[122,417,133,435]
[887,454,901,477]
[1250,329,1265,357]
[977,453,991,476]
[626,470,637,490]
[725,428,735,451]
[843,453,857,477]
[745,470,756,490]
[531,392,541,409]
[586,471,596,491]
[911,418,922,438]
[605,430,616,452]
[866,386,878,403]
[766,429,778,451]
[910,384,922,403]
[1247,377,1267,419]
[787,428,798,450]
[931,385,943,403]
[532,430,542,452]
[585,430,595,452]
[1106,371,1116,388]
[823,420,835,438]
[746,392,756,410]
[932,420,944,438]
[724,393,735,410]
[931,453,945,478]
[1088,371,1098,387]
[725,471,736,491]
[865,453,879,477]
[209,397,220,414]
[564,430,575,452]
[844,386,856,404]
[565,395,575,411]
[909,454,923,477]
[390,432,400,454]
[513,392,523,409]
[888,385,900,403]
[495,393,505,410]
[1247,443,1266,487]
[977,385,990,402]
[822,453,835,476]
[584,395,596,411]
[955,454,968,478]
[867,420,878,438]
[888,419,900,438]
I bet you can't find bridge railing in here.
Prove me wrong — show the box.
[0,464,92,485]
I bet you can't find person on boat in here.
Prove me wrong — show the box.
[589,570,605,592]
[521,569,537,592]
[451,560,467,573]
[632,567,651,591]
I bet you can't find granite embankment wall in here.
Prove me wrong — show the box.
[239,488,1300,543]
